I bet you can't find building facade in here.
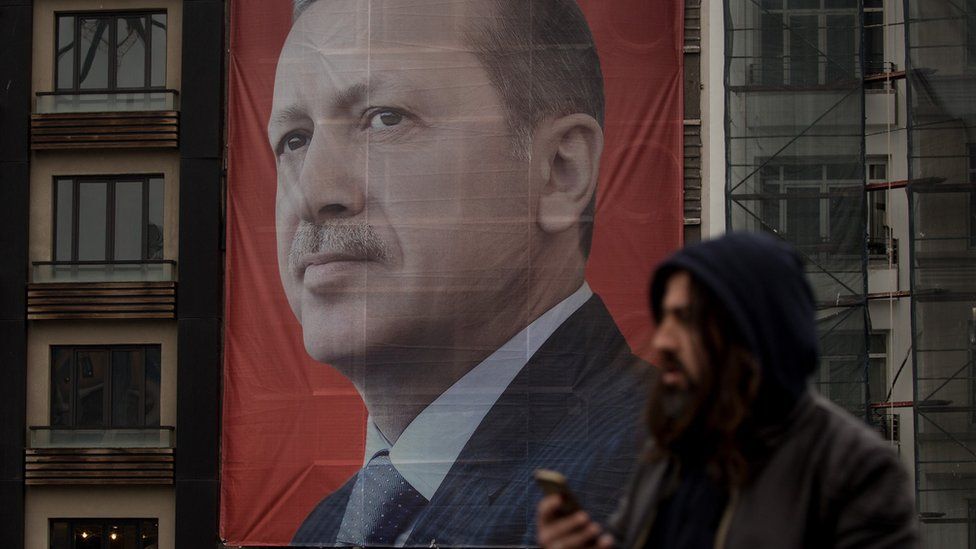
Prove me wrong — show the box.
[0,0,222,547]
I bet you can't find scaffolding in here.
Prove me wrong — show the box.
[906,0,976,545]
[725,0,871,418]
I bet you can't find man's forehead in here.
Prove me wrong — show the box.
[663,272,692,306]
[287,0,491,55]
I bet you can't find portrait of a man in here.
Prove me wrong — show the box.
[264,0,650,546]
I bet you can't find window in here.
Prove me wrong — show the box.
[864,0,885,75]
[54,175,164,262]
[867,159,896,262]
[969,144,976,247]
[757,0,856,86]
[50,345,161,428]
[818,331,886,413]
[757,0,860,86]
[968,0,976,67]
[50,519,157,549]
[759,159,862,252]
[55,11,167,92]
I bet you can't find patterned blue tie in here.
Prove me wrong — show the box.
[336,450,429,546]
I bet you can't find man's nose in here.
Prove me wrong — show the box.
[650,321,675,366]
[293,132,366,224]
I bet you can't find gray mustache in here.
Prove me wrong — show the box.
[288,221,391,276]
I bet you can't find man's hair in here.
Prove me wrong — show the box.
[647,273,762,488]
[291,0,605,256]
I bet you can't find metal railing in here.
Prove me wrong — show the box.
[32,260,177,283]
[29,426,175,449]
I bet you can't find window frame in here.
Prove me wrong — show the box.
[758,157,864,251]
[52,174,164,263]
[755,0,861,86]
[49,518,158,549]
[49,344,162,429]
[968,144,976,248]
[54,10,167,93]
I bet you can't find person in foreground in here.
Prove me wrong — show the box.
[537,232,918,549]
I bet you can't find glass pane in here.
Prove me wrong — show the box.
[760,13,784,86]
[75,350,108,426]
[117,17,148,88]
[79,18,110,89]
[112,349,145,427]
[55,179,74,261]
[148,177,164,259]
[140,520,159,548]
[789,15,820,86]
[790,0,820,8]
[78,182,108,261]
[107,523,138,549]
[787,188,821,246]
[145,347,161,426]
[151,14,167,87]
[56,16,75,89]
[51,348,74,426]
[869,357,887,403]
[74,523,102,549]
[826,15,857,81]
[50,520,70,549]
[114,181,144,260]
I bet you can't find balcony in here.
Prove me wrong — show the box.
[31,90,179,150]
[26,427,174,486]
[28,260,177,320]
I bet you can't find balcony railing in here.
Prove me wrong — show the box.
[32,260,177,284]
[26,427,175,485]
[28,261,177,320]
[29,426,175,449]
[31,91,179,150]
[34,90,179,114]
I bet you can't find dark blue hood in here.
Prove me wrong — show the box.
[650,232,819,416]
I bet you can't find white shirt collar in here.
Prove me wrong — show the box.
[362,282,593,499]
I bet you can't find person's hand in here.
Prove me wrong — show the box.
[536,494,615,549]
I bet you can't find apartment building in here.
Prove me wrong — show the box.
[0,0,222,547]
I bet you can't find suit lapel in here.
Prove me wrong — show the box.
[406,296,630,546]
[291,475,357,546]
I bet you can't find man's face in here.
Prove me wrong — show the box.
[269,0,532,365]
[651,271,706,392]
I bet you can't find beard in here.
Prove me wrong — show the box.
[647,359,714,460]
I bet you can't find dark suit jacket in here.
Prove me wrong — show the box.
[292,295,649,547]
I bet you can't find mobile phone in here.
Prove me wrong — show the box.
[534,469,581,516]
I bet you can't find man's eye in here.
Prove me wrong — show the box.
[368,110,403,129]
[283,133,308,152]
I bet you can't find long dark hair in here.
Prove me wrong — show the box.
[647,273,761,488]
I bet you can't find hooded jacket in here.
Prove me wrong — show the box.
[649,231,818,419]
[608,232,917,549]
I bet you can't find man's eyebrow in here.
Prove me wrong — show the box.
[269,79,390,128]
[334,82,370,112]
[269,105,308,127]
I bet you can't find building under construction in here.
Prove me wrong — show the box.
[719,0,976,545]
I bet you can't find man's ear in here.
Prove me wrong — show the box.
[532,114,604,235]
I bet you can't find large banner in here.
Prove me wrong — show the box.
[222,0,684,545]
